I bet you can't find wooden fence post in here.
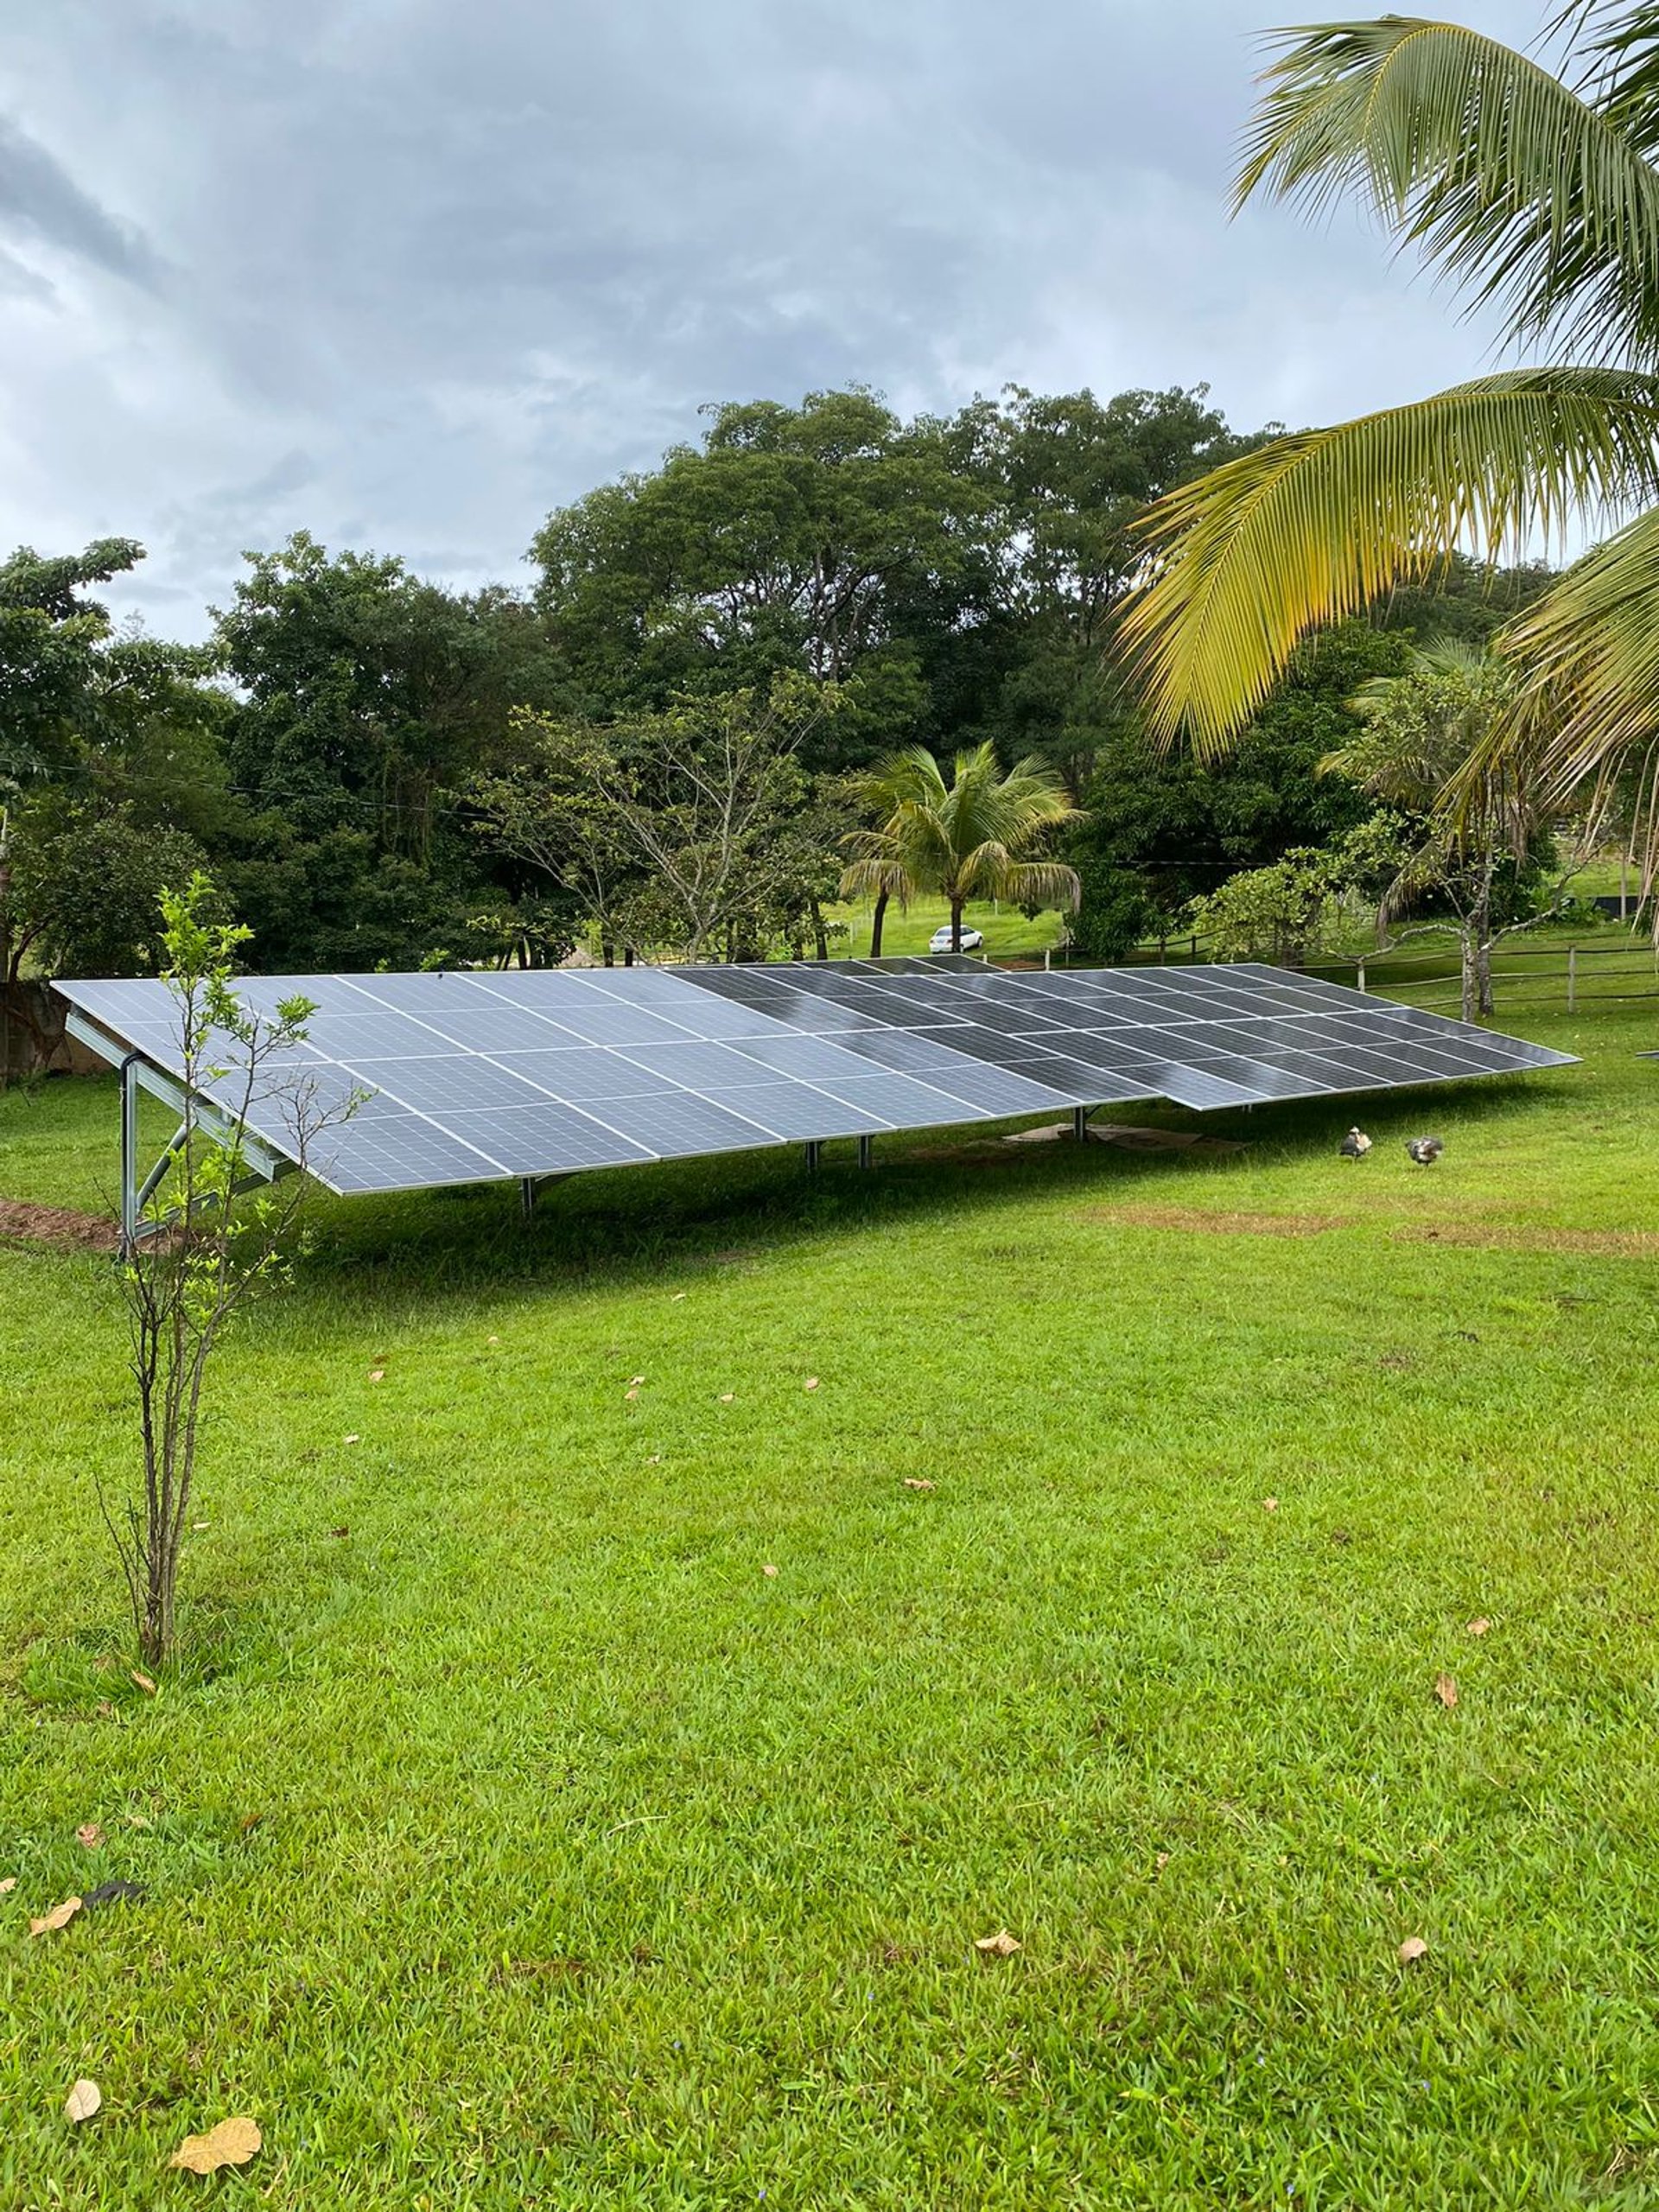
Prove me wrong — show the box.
[1357,957,1367,995]
[1567,945,1577,1013]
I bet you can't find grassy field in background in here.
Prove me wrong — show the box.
[826,895,1065,961]
[4,993,1659,2206]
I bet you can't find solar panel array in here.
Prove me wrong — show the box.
[57,957,1574,1196]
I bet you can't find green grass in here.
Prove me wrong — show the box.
[5,999,1659,2206]
[828,894,1065,960]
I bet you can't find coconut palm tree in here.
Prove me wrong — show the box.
[1122,4,1659,857]
[839,742,1083,954]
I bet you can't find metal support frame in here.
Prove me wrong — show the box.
[1072,1105,1094,1142]
[65,1014,292,1252]
[804,1141,823,1173]
[858,1134,874,1171]
[518,1173,569,1219]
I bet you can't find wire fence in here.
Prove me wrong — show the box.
[1029,924,1659,1018]
[1306,936,1659,1017]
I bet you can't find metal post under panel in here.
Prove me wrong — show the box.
[120,1057,140,1250]
[1072,1105,1090,1143]
[804,1141,823,1173]
[520,1177,537,1219]
[858,1135,874,1171]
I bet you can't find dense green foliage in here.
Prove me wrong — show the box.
[0,394,1554,998]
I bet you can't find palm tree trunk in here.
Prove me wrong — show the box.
[810,897,829,962]
[950,899,964,954]
[869,891,888,958]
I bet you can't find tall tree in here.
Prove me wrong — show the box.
[1122,1,1659,863]
[839,742,1083,953]
[475,677,839,963]
[530,390,994,766]
[950,386,1269,795]
[0,540,234,1066]
[1325,640,1565,1018]
[213,533,565,969]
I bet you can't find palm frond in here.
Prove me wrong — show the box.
[837,853,914,907]
[998,859,1084,912]
[1500,500,1659,796]
[1239,16,1659,363]
[1122,366,1659,753]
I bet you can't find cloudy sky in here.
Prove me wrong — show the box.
[0,0,1548,638]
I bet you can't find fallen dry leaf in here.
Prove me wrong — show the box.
[368,1369,385,1383]
[125,1815,151,1831]
[1434,1673,1459,1709]
[1466,1617,1491,1637]
[629,1374,645,1387]
[0,1875,16,1894]
[1154,1852,1172,1871]
[328,1526,350,1539]
[903,1478,935,1491]
[63,2079,101,2124]
[29,1897,82,1937]
[1262,1497,1280,1512]
[1398,1936,1430,1965]
[190,1520,209,1531]
[342,1433,361,1445]
[975,1929,1021,1957]
[625,1388,639,1402]
[169,2117,262,2174]
[671,1292,687,1302]
[486,1333,500,1344]
[96,1700,114,1719]
[75,1823,103,1850]
[645,1453,662,1465]
[130,1670,157,1696]
[804,1376,820,1391]
[762,1563,779,1578]
[718,1392,735,1403]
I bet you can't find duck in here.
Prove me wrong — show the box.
[1405,1135,1445,1166]
[1339,1127,1372,1160]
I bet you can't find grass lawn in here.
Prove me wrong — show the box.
[5,993,1659,2206]
[827,893,1065,961]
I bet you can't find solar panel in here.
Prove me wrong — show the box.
[56,959,1577,1198]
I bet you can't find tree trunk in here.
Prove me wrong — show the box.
[950,899,964,953]
[1477,938,1494,1016]
[869,891,888,958]
[601,938,615,968]
[810,897,829,962]
[1459,930,1479,1024]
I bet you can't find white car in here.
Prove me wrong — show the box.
[929,924,984,954]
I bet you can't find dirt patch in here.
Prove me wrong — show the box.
[1078,1206,1659,1256]
[1084,1205,1351,1237]
[1395,1223,1659,1258]
[0,1198,118,1253]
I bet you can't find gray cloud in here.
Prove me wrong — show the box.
[0,0,1548,638]
[0,113,159,285]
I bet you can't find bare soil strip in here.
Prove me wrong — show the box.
[0,1198,118,1253]
[1082,1205,1659,1256]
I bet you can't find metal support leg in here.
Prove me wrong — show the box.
[858,1135,874,1171]
[804,1141,823,1173]
[1072,1105,1091,1143]
[520,1177,538,1219]
[120,1057,140,1251]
